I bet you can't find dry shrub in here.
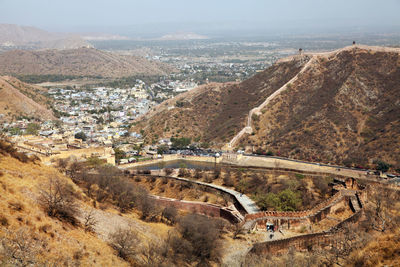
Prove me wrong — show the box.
[223,174,234,187]
[8,201,24,212]
[108,227,138,260]
[10,151,29,163]
[0,215,9,227]
[83,209,97,233]
[0,228,45,266]
[162,206,178,225]
[39,224,52,233]
[38,178,80,225]
[139,195,160,221]
[174,214,223,263]
[164,168,174,176]
[0,140,16,155]
[73,250,83,261]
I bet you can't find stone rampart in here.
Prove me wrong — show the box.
[250,210,363,255]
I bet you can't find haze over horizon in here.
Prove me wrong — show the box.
[1,0,400,38]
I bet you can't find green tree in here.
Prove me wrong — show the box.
[254,189,302,211]
[74,132,87,141]
[157,145,169,155]
[86,156,104,167]
[25,123,40,135]
[278,189,302,211]
[171,137,191,149]
[114,148,126,163]
[374,160,391,173]
[8,127,22,136]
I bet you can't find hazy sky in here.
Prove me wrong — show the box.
[1,0,400,35]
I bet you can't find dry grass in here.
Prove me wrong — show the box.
[346,229,400,266]
[0,156,128,266]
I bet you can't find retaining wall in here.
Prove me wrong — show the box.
[251,232,334,254]
[150,195,241,223]
[119,154,221,169]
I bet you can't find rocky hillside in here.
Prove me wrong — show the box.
[131,57,307,145]
[242,46,400,169]
[133,45,400,170]
[0,48,175,78]
[0,76,55,121]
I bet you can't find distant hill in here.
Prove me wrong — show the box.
[0,48,175,78]
[0,76,55,121]
[132,45,400,170]
[158,32,209,40]
[0,24,91,50]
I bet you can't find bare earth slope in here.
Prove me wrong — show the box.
[131,58,306,145]
[241,46,400,169]
[0,48,175,78]
[0,76,55,121]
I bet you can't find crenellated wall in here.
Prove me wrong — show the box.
[245,191,343,221]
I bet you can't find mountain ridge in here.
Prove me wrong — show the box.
[0,48,175,78]
[0,23,91,50]
[132,45,400,170]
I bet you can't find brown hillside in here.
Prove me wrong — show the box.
[0,141,177,266]
[0,76,55,121]
[132,57,306,144]
[0,155,128,266]
[0,48,175,78]
[242,46,400,169]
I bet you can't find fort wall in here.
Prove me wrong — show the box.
[250,210,363,255]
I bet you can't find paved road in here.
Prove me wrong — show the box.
[153,170,261,214]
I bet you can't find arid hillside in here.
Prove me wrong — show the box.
[241,46,400,170]
[131,57,307,145]
[0,76,55,121]
[133,45,400,170]
[0,48,175,78]
[0,145,128,266]
[0,140,237,266]
[0,23,91,50]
